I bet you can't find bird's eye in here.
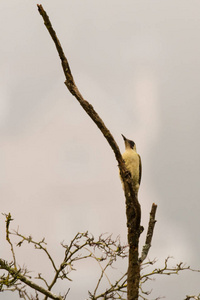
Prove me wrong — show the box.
[130,141,135,149]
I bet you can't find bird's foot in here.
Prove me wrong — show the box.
[125,170,131,179]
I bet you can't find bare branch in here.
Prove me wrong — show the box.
[2,215,128,300]
[14,231,57,274]
[139,203,157,263]
[37,5,142,299]
[1,213,200,300]
[140,256,200,281]
[0,259,63,300]
[93,258,113,297]
[139,257,200,299]
[90,271,127,299]
[3,213,17,269]
[37,4,123,168]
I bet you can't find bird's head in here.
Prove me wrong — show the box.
[122,134,136,150]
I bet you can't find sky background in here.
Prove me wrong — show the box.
[1,1,200,299]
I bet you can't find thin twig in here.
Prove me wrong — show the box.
[13,231,57,273]
[93,272,127,299]
[0,259,63,300]
[3,213,17,269]
[140,257,200,280]
[43,234,90,300]
[87,246,112,297]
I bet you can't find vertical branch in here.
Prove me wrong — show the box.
[37,5,141,299]
[125,187,141,300]
[139,203,157,263]
[4,213,17,269]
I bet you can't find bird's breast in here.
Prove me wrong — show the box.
[122,150,140,182]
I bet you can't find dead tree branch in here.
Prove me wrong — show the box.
[37,4,143,299]
[0,259,63,300]
[139,256,200,298]
[14,231,57,274]
[139,203,157,263]
[1,214,128,299]
[37,4,122,166]
[3,213,17,269]
[1,214,199,299]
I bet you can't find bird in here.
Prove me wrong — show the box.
[120,134,142,191]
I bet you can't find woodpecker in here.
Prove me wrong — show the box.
[120,134,142,191]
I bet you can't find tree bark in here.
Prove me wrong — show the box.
[37,5,142,299]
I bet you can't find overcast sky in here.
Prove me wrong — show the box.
[1,1,200,299]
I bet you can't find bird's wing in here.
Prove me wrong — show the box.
[138,154,142,185]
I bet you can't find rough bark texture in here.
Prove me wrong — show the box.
[125,182,141,300]
[37,5,142,299]
[139,203,157,263]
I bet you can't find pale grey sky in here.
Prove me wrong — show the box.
[1,1,200,299]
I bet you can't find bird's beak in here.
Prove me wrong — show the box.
[121,134,127,141]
